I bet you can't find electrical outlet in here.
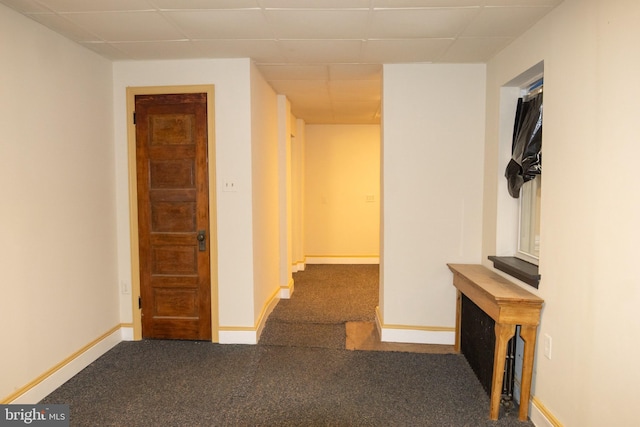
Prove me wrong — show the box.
[223,179,237,192]
[543,333,552,359]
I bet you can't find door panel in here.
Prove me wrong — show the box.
[135,93,211,340]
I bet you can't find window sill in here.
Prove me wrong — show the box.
[487,256,540,289]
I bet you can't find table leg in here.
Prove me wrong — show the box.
[518,325,538,421]
[454,290,462,353]
[490,323,516,420]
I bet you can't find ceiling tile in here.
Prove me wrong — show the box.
[462,6,553,37]
[28,13,101,41]
[368,7,481,39]
[288,97,332,112]
[372,0,481,7]
[79,41,132,60]
[329,64,382,80]
[279,40,363,63]
[293,110,335,124]
[256,64,329,80]
[62,11,185,41]
[266,9,369,39]
[261,0,370,9]
[329,80,380,102]
[327,103,379,124]
[268,80,330,98]
[192,39,284,62]
[331,99,380,112]
[362,38,452,63]
[151,0,260,9]
[486,0,562,6]
[368,7,480,39]
[108,40,202,60]
[1,0,50,13]
[33,0,155,12]
[164,9,271,39]
[440,36,513,62]
[290,103,335,122]
[332,101,379,114]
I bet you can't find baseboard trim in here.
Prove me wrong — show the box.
[292,262,305,272]
[306,256,379,265]
[280,277,294,299]
[4,325,125,404]
[218,328,259,345]
[375,306,455,345]
[530,396,563,427]
[218,287,281,345]
[120,324,134,341]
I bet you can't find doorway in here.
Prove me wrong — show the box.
[126,85,218,342]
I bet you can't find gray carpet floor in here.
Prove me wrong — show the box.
[269,265,379,323]
[40,265,532,426]
[259,264,378,349]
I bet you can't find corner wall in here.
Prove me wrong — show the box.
[0,4,119,402]
[291,119,306,272]
[380,64,486,342]
[250,63,281,331]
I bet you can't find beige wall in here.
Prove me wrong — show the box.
[0,5,118,401]
[304,125,380,259]
[483,0,639,425]
[276,96,293,288]
[291,119,306,268]
[381,64,486,333]
[250,63,281,322]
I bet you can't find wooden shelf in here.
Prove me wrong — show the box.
[488,256,540,288]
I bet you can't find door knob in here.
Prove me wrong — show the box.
[197,230,206,251]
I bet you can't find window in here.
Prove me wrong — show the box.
[489,73,543,288]
[514,81,543,265]
[517,174,541,264]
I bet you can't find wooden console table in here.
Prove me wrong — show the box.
[447,264,544,421]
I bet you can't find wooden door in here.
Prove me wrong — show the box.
[135,93,211,340]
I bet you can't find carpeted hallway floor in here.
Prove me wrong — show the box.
[259,264,456,354]
[40,265,532,426]
[259,264,379,350]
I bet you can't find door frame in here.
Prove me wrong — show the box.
[126,85,218,342]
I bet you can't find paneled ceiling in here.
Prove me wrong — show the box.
[0,0,563,124]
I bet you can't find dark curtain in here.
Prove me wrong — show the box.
[505,91,543,198]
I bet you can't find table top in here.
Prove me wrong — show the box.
[448,264,544,306]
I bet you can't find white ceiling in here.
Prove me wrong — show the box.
[1,0,562,124]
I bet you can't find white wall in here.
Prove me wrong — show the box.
[304,125,381,259]
[276,96,293,289]
[112,59,257,329]
[0,5,118,401]
[483,0,640,425]
[250,63,281,321]
[291,119,306,270]
[381,64,485,334]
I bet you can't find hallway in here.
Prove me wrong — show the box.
[259,265,455,354]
